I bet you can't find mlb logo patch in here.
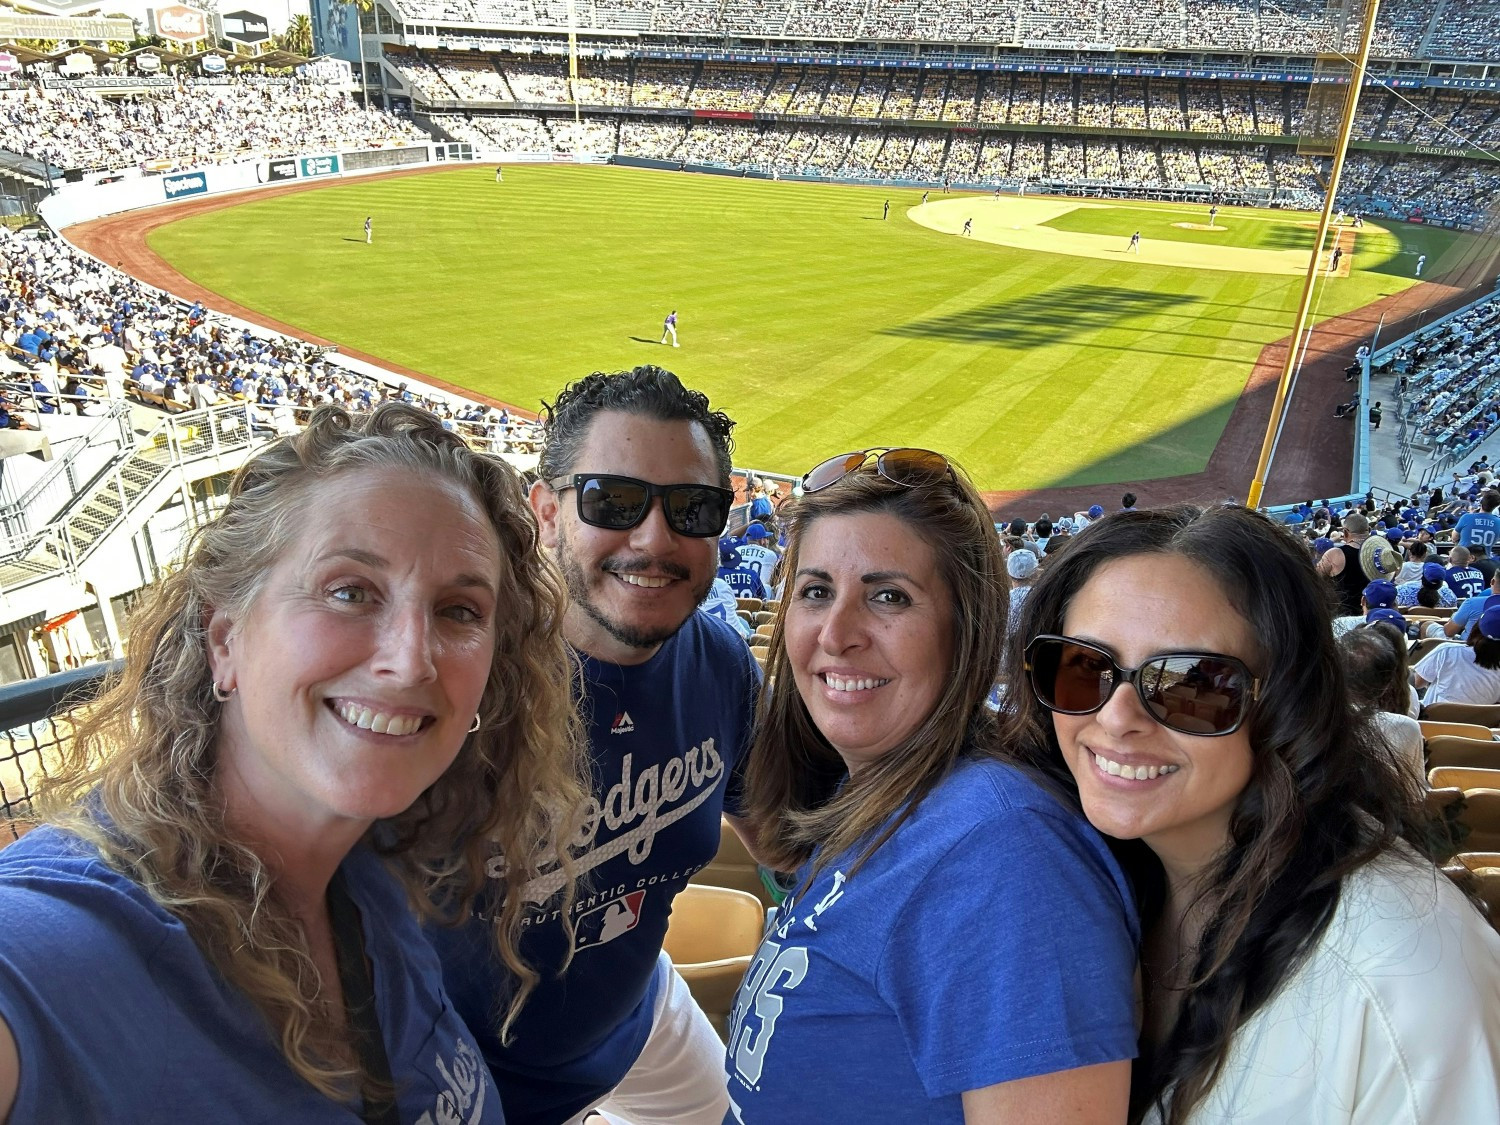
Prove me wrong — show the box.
[575,891,646,949]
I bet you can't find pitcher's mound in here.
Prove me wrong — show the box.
[1173,222,1227,231]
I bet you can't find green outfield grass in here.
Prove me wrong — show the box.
[144,165,1466,490]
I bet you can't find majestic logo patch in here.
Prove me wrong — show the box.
[611,710,635,734]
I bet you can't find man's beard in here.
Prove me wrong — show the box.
[555,523,714,651]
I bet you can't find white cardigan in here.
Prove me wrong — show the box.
[1147,855,1500,1124]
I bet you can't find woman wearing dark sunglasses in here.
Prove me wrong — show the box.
[1006,503,1500,1125]
[726,449,1139,1124]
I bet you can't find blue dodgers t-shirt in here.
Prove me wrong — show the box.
[1456,511,1500,550]
[1448,565,1489,601]
[724,758,1139,1124]
[432,611,761,1125]
[0,826,501,1125]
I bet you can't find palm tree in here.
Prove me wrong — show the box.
[280,13,312,58]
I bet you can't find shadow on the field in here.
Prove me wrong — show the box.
[884,285,1201,348]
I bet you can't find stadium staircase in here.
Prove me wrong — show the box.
[0,403,267,622]
[1417,0,1450,56]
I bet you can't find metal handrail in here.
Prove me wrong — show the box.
[0,400,133,528]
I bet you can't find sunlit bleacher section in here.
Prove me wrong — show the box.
[368,0,1500,225]
[386,0,1500,58]
[0,76,427,176]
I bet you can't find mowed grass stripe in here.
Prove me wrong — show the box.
[146,165,1448,490]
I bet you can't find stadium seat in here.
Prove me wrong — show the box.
[1426,736,1500,770]
[748,634,770,648]
[755,623,776,638]
[691,817,775,909]
[1430,767,1500,791]
[1459,791,1500,853]
[737,598,763,613]
[1419,721,1495,742]
[1423,703,1500,727]
[1408,638,1453,664]
[736,609,753,624]
[753,611,776,627]
[662,884,766,1039]
[1457,852,1500,873]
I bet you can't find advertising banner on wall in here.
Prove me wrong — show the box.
[220,10,270,45]
[162,170,209,199]
[201,54,227,74]
[150,5,208,45]
[299,154,340,178]
[0,53,19,75]
[256,158,298,183]
[135,53,162,72]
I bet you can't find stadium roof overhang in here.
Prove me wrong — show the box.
[45,44,111,62]
[122,45,189,64]
[227,49,309,69]
[0,43,48,64]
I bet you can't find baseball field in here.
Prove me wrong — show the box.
[134,163,1472,492]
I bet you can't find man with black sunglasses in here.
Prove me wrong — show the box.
[428,366,763,1125]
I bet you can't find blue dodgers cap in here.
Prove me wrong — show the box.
[1422,561,1449,584]
[1088,504,1105,519]
[1480,606,1500,640]
[1313,536,1334,556]
[719,542,740,566]
[745,521,770,540]
[1385,528,1403,545]
[1363,580,1398,608]
[1365,608,1408,632]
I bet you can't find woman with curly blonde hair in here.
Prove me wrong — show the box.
[0,402,587,1122]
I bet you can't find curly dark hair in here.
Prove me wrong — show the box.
[1000,504,1431,1125]
[536,365,736,486]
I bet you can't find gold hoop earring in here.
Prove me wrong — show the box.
[468,714,481,734]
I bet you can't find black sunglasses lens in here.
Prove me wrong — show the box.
[803,452,869,493]
[665,486,730,537]
[577,477,648,530]
[1140,655,1249,735]
[1031,638,1115,713]
[879,449,951,486]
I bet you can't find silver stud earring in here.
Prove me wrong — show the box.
[212,681,233,703]
[468,714,481,734]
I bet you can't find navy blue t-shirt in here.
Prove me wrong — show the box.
[724,759,1139,1123]
[432,611,761,1125]
[1448,565,1489,601]
[0,827,502,1124]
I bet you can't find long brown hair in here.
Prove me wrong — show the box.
[741,458,1007,878]
[1001,504,1430,1124]
[42,403,586,1101]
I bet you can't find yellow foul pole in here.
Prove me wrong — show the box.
[567,0,581,126]
[1245,0,1381,509]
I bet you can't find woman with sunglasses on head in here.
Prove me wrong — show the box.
[727,448,1139,1125]
[1007,504,1500,1125]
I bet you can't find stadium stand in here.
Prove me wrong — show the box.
[377,49,1500,224]
[0,77,426,175]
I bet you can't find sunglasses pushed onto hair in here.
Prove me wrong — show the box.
[550,474,733,538]
[802,448,955,494]
[1025,635,1260,737]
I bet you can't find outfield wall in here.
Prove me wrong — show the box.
[39,142,476,230]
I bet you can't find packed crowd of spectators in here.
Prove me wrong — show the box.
[1397,299,1500,456]
[437,104,1486,215]
[389,0,1500,59]
[0,77,426,175]
[418,55,1496,149]
[0,226,538,453]
[402,55,1497,221]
